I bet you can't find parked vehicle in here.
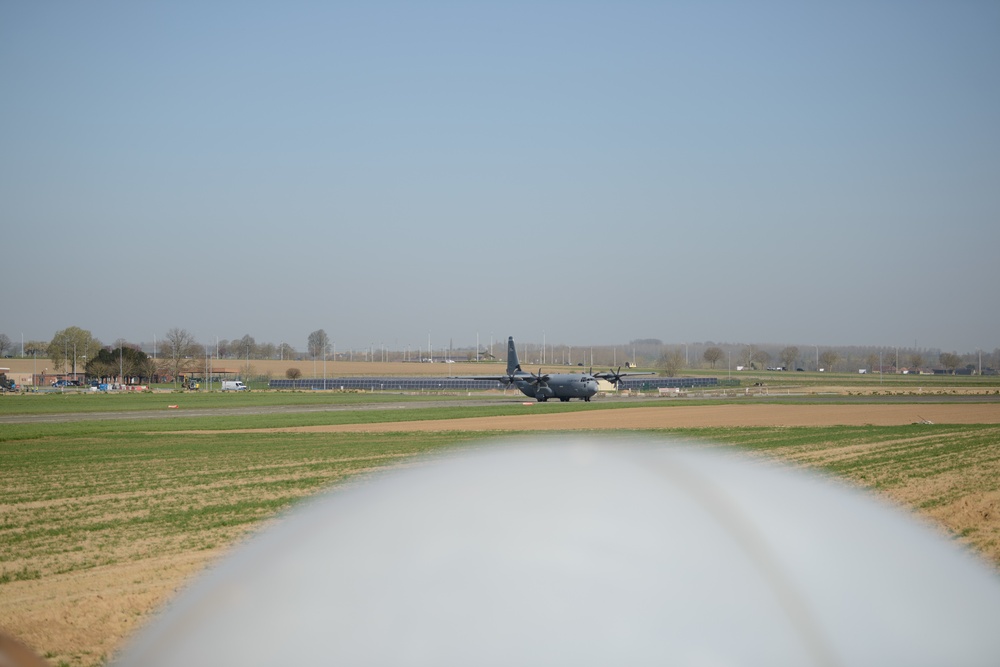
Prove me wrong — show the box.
[221,380,249,392]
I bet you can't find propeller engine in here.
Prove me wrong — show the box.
[525,369,551,388]
[597,367,627,388]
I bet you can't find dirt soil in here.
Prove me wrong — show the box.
[235,402,1000,433]
[3,402,999,666]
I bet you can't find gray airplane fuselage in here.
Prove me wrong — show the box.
[454,337,652,402]
[510,372,599,402]
[503,336,600,402]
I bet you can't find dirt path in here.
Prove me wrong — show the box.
[224,403,1000,434]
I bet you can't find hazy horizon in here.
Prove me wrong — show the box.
[4,2,998,354]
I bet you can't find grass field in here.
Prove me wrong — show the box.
[2,389,999,666]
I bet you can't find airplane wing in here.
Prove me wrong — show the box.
[593,368,656,386]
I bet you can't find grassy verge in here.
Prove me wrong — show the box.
[0,428,479,582]
[0,390,460,415]
[4,420,998,581]
[0,401,661,440]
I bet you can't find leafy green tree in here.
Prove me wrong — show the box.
[703,346,723,368]
[47,327,102,373]
[86,345,149,382]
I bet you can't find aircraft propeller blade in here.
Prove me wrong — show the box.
[526,369,550,387]
[600,367,626,387]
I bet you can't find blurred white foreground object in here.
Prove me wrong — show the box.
[114,437,1000,667]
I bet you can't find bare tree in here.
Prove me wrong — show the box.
[939,352,962,374]
[234,335,256,380]
[286,368,302,379]
[0,333,12,357]
[278,342,297,360]
[866,353,879,372]
[779,346,799,370]
[751,350,771,370]
[308,329,330,361]
[659,348,686,376]
[819,350,839,372]
[908,352,923,370]
[163,328,197,383]
[703,346,723,368]
[237,335,257,360]
[24,340,48,357]
[142,356,160,383]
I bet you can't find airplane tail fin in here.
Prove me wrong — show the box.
[507,337,522,375]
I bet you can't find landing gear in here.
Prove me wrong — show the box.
[584,396,591,402]
[536,396,548,402]
[559,397,570,402]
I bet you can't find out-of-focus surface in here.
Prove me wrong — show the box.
[113,438,1000,667]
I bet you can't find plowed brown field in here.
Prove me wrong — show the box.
[230,403,1000,433]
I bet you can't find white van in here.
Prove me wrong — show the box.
[221,380,249,392]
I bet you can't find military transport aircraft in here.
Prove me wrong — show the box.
[453,337,653,402]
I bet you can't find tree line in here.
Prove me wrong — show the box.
[1,327,341,384]
[679,345,990,375]
[0,329,996,380]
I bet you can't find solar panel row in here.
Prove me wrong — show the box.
[268,377,721,391]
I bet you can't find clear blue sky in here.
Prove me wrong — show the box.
[3,1,998,354]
